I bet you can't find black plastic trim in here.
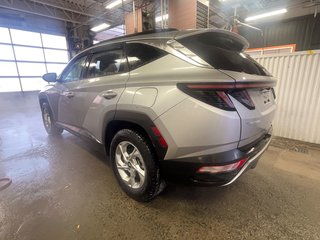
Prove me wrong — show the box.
[38,94,58,121]
[161,148,246,181]
[103,110,168,160]
[161,133,271,185]
[101,110,117,145]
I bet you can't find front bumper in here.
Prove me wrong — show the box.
[160,133,272,185]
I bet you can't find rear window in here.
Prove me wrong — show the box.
[126,43,167,70]
[178,32,269,76]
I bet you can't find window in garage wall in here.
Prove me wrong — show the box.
[0,27,68,92]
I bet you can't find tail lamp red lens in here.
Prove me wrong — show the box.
[216,91,235,109]
[197,157,248,174]
[177,84,236,111]
[229,89,255,110]
[151,127,168,148]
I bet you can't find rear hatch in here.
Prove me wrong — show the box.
[220,71,276,147]
[174,30,276,147]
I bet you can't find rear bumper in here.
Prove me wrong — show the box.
[160,133,272,185]
[220,135,271,186]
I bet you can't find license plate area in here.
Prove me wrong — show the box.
[260,88,272,105]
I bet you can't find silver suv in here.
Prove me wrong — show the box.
[39,29,276,202]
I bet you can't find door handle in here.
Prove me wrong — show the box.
[64,91,75,98]
[102,90,117,100]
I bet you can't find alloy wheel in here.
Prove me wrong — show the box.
[115,141,146,189]
[43,107,51,129]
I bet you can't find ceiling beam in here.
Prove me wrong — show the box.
[0,0,89,23]
[27,0,107,20]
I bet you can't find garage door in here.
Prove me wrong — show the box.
[0,27,68,92]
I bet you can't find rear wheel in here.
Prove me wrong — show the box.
[41,102,63,135]
[110,129,162,202]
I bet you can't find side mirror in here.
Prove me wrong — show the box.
[42,73,57,82]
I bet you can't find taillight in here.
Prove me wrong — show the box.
[230,89,255,110]
[197,157,248,174]
[151,127,168,148]
[177,83,236,111]
[177,82,276,111]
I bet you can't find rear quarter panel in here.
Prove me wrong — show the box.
[117,54,235,118]
[117,54,241,159]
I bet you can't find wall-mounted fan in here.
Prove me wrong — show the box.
[225,7,263,36]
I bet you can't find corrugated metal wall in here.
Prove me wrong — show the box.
[255,50,320,144]
[240,14,320,51]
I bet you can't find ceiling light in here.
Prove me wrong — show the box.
[155,14,169,23]
[106,0,126,9]
[90,23,110,32]
[245,8,287,22]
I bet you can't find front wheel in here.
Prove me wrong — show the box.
[41,102,63,135]
[110,129,163,202]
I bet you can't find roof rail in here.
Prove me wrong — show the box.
[95,28,178,45]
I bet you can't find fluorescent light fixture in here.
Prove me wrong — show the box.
[155,14,169,23]
[245,8,287,22]
[90,23,110,32]
[106,0,126,9]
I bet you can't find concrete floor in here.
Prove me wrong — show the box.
[1,92,320,240]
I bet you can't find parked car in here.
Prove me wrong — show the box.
[39,29,276,202]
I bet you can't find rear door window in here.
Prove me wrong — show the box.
[178,32,269,76]
[125,43,167,70]
[87,49,126,78]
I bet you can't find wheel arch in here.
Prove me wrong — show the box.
[103,110,167,161]
[38,93,49,108]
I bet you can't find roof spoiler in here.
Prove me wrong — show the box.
[173,29,250,52]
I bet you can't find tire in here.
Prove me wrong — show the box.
[41,102,63,135]
[110,129,162,202]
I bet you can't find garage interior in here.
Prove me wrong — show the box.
[0,0,320,239]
